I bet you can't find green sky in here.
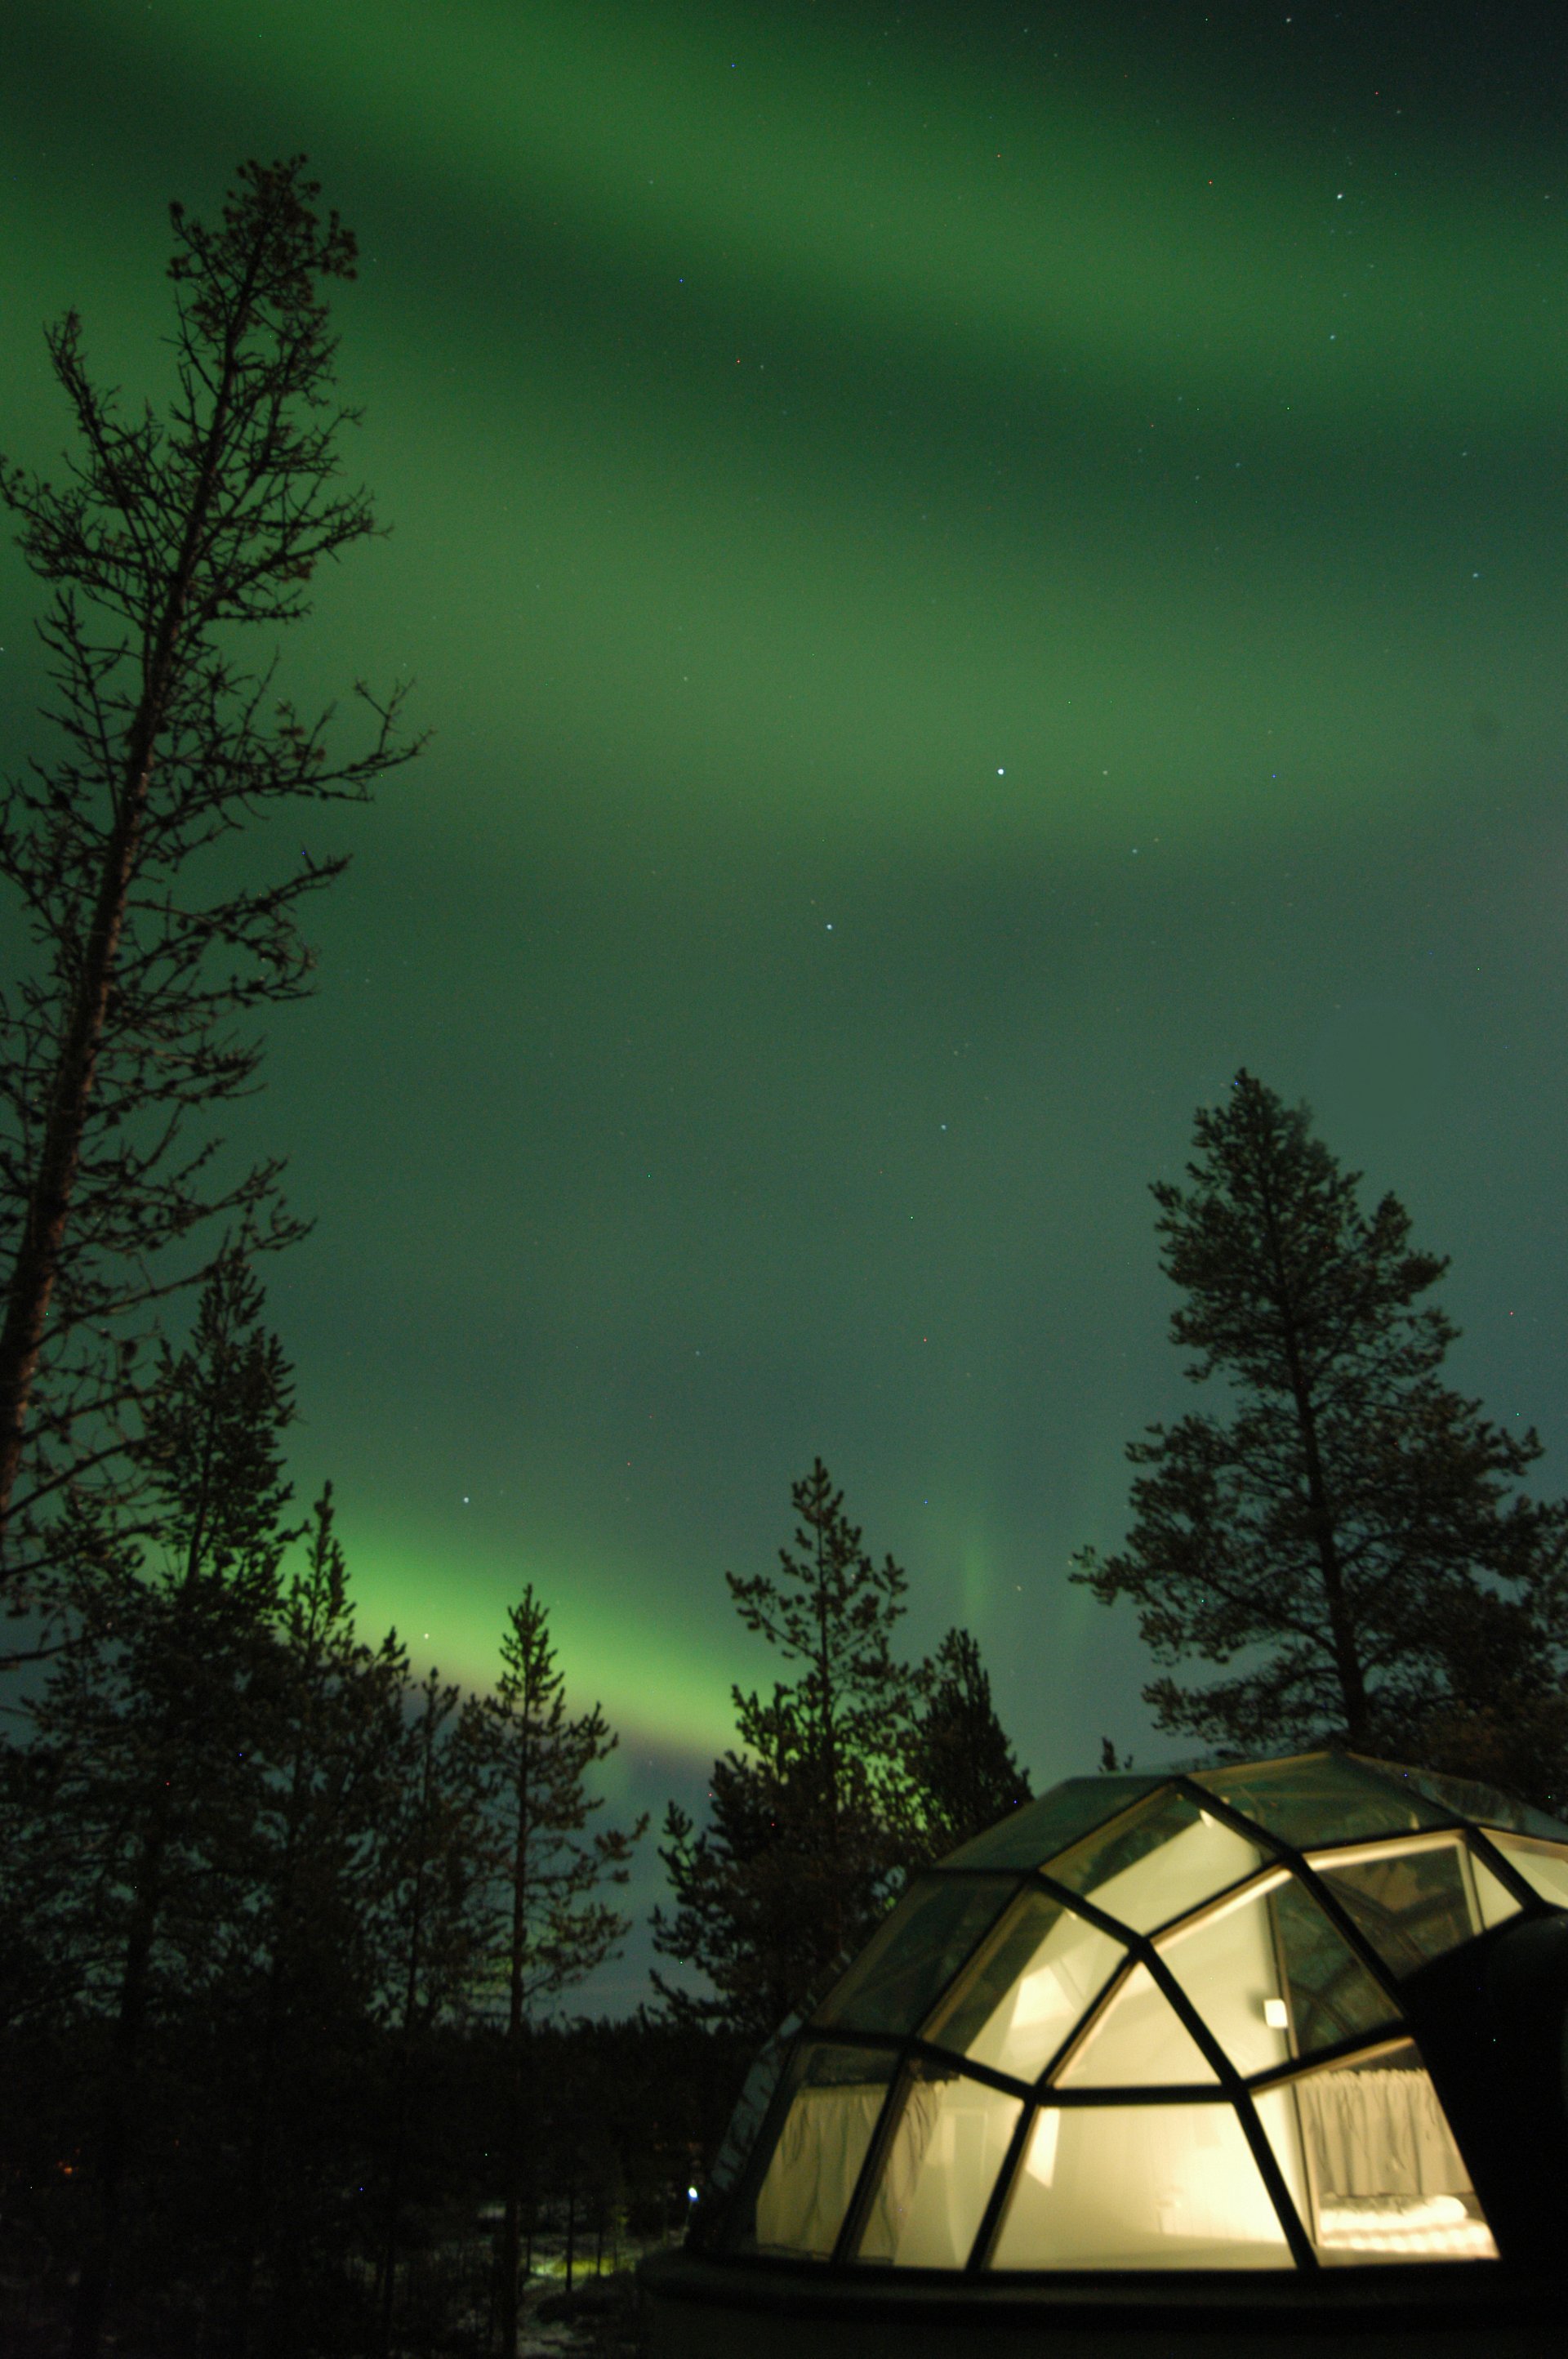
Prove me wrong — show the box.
[3,0,1566,2000]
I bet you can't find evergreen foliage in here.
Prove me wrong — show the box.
[26,1252,297,2357]
[372,1665,487,2354]
[456,1587,647,2358]
[0,156,420,1600]
[460,1590,645,2018]
[653,1459,920,2039]
[1,1262,462,2355]
[904,1625,1032,1855]
[223,1483,412,2357]
[0,1295,667,2356]
[1072,1071,1568,1801]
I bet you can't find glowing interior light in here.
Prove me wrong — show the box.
[1013,1963,1071,2027]
[1024,2109,1062,2187]
[1263,1998,1289,2029]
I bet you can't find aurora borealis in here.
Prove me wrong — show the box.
[3,2,1566,2000]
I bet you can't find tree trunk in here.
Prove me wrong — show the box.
[498,1747,532,2359]
[228,1929,291,2356]
[378,1681,443,2356]
[1256,1163,1372,1743]
[69,1793,171,2359]
[376,1824,430,2354]
[0,261,255,1566]
[0,760,154,1554]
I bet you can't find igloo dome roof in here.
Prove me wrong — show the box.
[699,1751,1568,2280]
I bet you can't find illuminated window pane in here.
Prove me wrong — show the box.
[1056,1963,1218,2088]
[1250,2084,1312,2232]
[1271,1876,1401,2054]
[814,1874,1018,2034]
[745,2045,898,2258]
[1485,1829,1568,1910]
[942,1775,1167,1871]
[1312,1840,1478,1978]
[856,2066,1022,2268]
[706,2022,797,2200]
[1045,1791,1264,1933]
[991,2103,1293,2270]
[1156,1886,1292,2078]
[1287,2043,1499,2264]
[1469,1847,1522,1930]
[1196,1757,1449,1848]
[926,1889,1125,2083]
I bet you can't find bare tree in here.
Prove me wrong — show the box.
[0,156,421,1596]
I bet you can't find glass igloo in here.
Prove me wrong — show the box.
[697,1753,1568,2278]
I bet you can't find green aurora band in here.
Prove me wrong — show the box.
[4,0,1563,855]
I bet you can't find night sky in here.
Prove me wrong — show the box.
[4,2,1566,2004]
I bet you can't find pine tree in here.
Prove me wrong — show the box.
[905,1626,1031,1855]
[22,1251,296,2359]
[653,1740,827,2045]
[224,1483,411,2356]
[0,156,420,1599]
[653,1459,915,2039]
[1071,1071,1568,1785]
[374,1665,487,2359]
[1379,1559,1568,1812]
[457,1588,645,2359]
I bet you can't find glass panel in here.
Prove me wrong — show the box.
[942,1775,1169,1871]
[1157,1887,1292,2079]
[1251,2083,1312,2235]
[856,2063,1022,2268]
[704,2013,801,2200]
[1196,1755,1450,1848]
[1290,2042,1499,2263]
[991,2102,1293,2270]
[1272,1875,1401,2055]
[1382,1761,1568,1841]
[813,1874,1018,2033]
[1470,1848,1522,1930]
[1045,1790,1265,1933]
[926,1889,1126,2084]
[1486,1829,1568,1910]
[745,2044,898,2257]
[1312,1840,1480,1978]
[1055,1963,1218,2088]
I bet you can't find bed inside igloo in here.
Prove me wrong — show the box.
[702,1752,1568,2277]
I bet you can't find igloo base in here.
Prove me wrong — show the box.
[640,2248,1557,2359]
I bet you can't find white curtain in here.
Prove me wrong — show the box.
[859,2082,943,2258]
[755,2084,898,2254]
[1295,2067,1470,2197]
